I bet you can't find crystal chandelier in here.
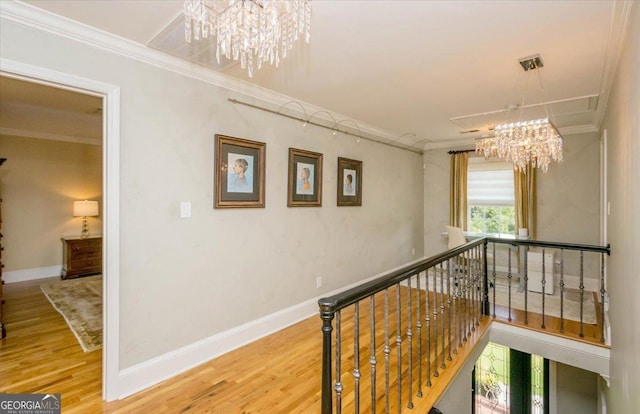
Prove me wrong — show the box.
[183,0,311,77]
[475,118,563,173]
[475,54,564,173]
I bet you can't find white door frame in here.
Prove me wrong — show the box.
[1,58,121,401]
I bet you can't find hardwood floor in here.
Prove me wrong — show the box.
[0,277,102,410]
[0,279,606,413]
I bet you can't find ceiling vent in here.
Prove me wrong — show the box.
[148,15,237,72]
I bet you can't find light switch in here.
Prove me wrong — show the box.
[180,201,191,218]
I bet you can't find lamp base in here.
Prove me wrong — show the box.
[80,216,90,239]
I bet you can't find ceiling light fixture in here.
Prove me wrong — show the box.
[475,54,563,173]
[333,119,363,142]
[183,0,311,78]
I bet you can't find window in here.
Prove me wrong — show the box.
[473,342,549,414]
[467,158,515,235]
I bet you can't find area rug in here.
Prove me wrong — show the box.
[41,275,102,352]
[491,282,597,324]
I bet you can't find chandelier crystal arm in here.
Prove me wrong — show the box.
[184,0,311,78]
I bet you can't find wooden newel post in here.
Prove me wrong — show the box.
[319,302,335,414]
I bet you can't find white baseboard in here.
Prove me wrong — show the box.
[115,258,427,400]
[116,296,319,399]
[4,265,62,283]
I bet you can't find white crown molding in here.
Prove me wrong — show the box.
[593,0,636,130]
[0,0,398,143]
[0,126,101,145]
[559,124,599,136]
[424,137,475,150]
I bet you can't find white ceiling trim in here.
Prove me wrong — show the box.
[0,126,101,145]
[423,123,599,151]
[593,0,636,129]
[0,1,401,145]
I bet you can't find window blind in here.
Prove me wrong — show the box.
[467,158,515,206]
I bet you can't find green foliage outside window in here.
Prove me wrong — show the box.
[469,206,516,234]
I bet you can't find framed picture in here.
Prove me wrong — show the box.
[337,157,362,206]
[215,134,266,208]
[287,148,323,207]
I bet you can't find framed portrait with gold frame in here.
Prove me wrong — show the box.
[337,157,362,206]
[215,134,266,208]
[287,148,323,207]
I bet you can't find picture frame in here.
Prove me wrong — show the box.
[287,148,323,207]
[337,157,362,206]
[215,134,266,209]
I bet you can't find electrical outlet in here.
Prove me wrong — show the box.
[316,276,322,289]
[412,247,416,256]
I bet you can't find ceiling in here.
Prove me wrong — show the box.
[1,1,629,150]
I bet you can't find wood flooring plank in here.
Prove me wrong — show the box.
[0,277,605,413]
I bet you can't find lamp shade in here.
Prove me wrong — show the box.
[73,200,99,217]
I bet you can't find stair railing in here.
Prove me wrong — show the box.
[318,238,488,414]
[485,237,610,343]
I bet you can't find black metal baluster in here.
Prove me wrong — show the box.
[451,258,459,355]
[416,272,423,397]
[407,276,414,409]
[370,294,377,413]
[425,267,432,387]
[600,252,606,343]
[507,247,513,322]
[579,251,585,337]
[524,245,529,325]
[433,265,439,377]
[470,247,476,332]
[474,245,479,326]
[353,302,360,412]
[396,283,402,413]
[335,311,342,414]
[463,250,469,341]
[440,262,446,370]
[541,248,546,329]
[460,254,465,345]
[384,289,391,412]
[492,242,497,318]
[447,259,453,362]
[560,249,565,333]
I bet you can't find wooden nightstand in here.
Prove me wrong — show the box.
[61,236,102,279]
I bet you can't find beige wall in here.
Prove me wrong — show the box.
[423,133,602,281]
[0,135,102,272]
[600,3,640,413]
[0,19,424,368]
[556,363,597,414]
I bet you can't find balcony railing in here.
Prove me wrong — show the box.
[318,237,610,413]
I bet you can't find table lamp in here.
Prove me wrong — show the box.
[73,200,99,238]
